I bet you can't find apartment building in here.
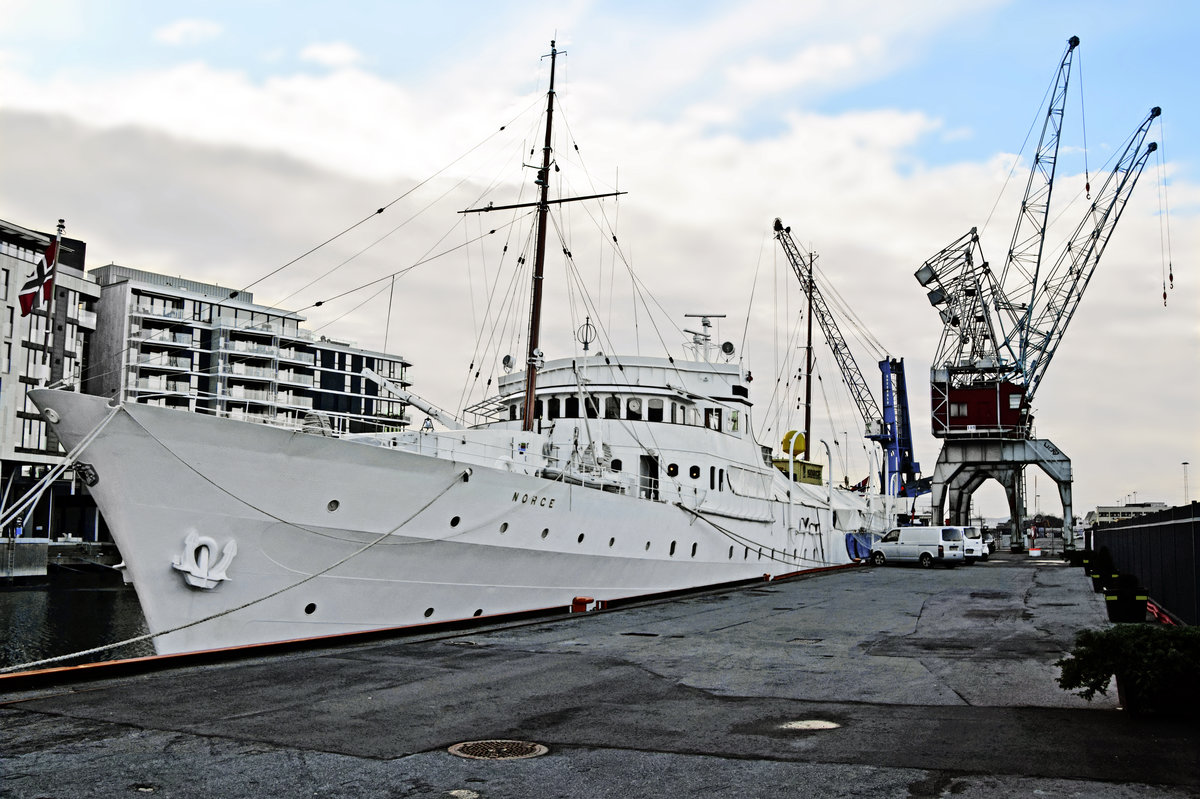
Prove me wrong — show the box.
[0,218,101,538]
[87,265,411,434]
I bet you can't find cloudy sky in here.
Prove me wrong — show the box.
[2,0,1196,520]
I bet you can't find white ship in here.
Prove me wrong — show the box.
[28,43,893,657]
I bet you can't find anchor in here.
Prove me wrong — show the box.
[172,531,237,590]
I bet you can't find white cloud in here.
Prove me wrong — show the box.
[153,18,223,47]
[300,42,364,69]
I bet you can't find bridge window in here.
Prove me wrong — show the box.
[585,395,599,419]
[648,398,664,422]
[509,404,518,421]
[547,397,560,419]
[564,396,579,417]
[611,459,623,472]
[604,396,620,419]
[533,399,543,419]
[950,402,968,417]
[705,407,722,431]
[625,397,643,420]
[730,410,739,433]
[1008,393,1022,410]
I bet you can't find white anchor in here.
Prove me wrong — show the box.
[172,531,237,590]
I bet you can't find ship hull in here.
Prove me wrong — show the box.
[33,390,857,655]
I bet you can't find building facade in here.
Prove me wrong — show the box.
[0,219,101,538]
[87,265,411,435]
[1084,502,1170,528]
[1,216,413,543]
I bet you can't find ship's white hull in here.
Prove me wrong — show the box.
[34,389,870,656]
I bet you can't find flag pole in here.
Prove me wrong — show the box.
[39,219,64,385]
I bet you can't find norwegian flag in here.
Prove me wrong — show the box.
[18,239,57,317]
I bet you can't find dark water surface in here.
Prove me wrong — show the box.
[0,580,155,670]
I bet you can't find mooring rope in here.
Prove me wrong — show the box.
[2,410,474,675]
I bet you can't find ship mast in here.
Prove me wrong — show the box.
[460,42,625,432]
[521,40,558,432]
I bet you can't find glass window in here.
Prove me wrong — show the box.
[547,397,560,420]
[647,399,664,422]
[584,395,599,419]
[1008,394,1022,410]
[604,396,620,419]
[729,410,739,432]
[564,396,579,417]
[625,397,642,421]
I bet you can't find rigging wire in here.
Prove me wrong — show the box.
[293,212,532,314]
[1078,47,1091,199]
[1155,115,1175,305]
[234,93,546,301]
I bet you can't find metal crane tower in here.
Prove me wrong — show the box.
[774,219,923,496]
[912,35,1160,547]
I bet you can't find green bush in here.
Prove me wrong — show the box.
[1056,624,1200,712]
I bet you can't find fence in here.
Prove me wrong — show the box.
[1093,502,1198,625]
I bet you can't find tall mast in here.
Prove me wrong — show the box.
[521,40,558,432]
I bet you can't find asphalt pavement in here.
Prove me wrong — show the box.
[2,552,1197,798]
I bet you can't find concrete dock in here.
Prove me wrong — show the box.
[2,553,1197,797]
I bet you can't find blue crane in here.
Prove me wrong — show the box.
[773,219,926,497]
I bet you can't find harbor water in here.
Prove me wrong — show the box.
[0,578,154,670]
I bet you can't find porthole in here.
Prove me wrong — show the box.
[689,465,700,480]
[304,603,317,615]
[473,609,483,617]
[424,608,434,618]
[609,537,615,547]
[691,542,697,558]
[669,541,677,556]
[499,522,509,533]
[667,463,679,477]
[450,516,461,528]
[326,499,340,512]
[541,528,549,539]
[577,533,585,544]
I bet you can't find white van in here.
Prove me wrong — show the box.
[962,526,987,563]
[870,526,965,568]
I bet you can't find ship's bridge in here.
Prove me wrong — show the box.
[477,354,751,431]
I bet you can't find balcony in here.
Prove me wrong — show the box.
[225,386,275,402]
[278,349,316,366]
[214,316,281,337]
[220,339,277,357]
[137,353,192,370]
[132,305,185,321]
[227,363,276,380]
[75,309,98,330]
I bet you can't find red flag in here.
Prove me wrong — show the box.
[18,239,57,317]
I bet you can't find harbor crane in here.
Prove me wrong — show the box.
[773,218,925,498]
[912,35,1159,547]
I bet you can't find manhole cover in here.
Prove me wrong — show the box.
[447,739,549,760]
